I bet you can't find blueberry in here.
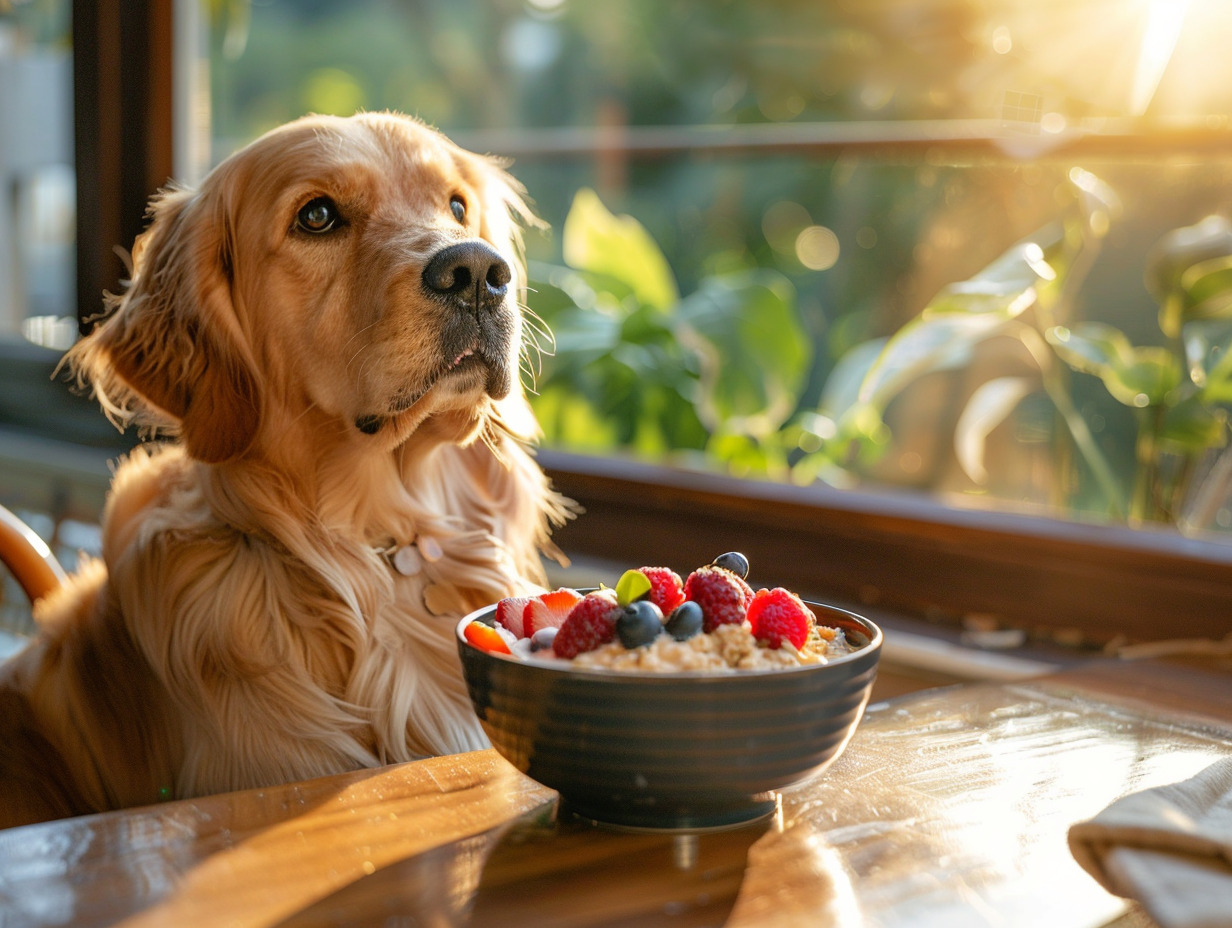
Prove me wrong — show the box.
[616,600,663,649]
[711,551,750,579]
[665,601,704,640]
[529,627,558,652]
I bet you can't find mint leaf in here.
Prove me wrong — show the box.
[614,569,651,607]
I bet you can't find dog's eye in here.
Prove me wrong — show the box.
[296,197,342,234]
[450,195,467,224]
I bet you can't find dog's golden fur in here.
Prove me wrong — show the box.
[0,113,570,828]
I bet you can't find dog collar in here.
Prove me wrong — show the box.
[379,535,443,576]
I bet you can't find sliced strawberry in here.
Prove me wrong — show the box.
[495,595,534,638]
[523,587,583,635]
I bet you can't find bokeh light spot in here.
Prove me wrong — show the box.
[796,225,840,271]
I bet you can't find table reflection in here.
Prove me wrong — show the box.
[276,799,862,927]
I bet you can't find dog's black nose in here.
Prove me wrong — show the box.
[422,241,511,312]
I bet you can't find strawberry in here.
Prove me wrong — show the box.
[683,565,751,632]
[495,595,534,638]
[639,566,684,614]
[553,590,620,658]
[747,587,815,650]
[523,588,583,635]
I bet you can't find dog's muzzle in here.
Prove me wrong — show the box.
[354,241,516,436]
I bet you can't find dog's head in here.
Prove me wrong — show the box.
[71,112,542,463]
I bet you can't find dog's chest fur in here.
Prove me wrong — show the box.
[91,440,544,798]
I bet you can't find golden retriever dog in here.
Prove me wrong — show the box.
[0,112,570,828]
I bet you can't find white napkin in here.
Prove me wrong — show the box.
[1068,756,1232,928]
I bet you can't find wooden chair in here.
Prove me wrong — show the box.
[0,503,66,604]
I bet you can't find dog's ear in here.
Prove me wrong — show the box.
[70,183,261,464]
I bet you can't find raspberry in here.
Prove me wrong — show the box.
[747,588,814,650]
[639,566,684,614]
[683,565,751,632]
[553,591,620,658]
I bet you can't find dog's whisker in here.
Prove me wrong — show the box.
[520,307,556,355]
[518,346,541,387]
[288,401,320,428]
[520,335,547,377]
[347,346,367,374]
[518,306,555,389]
[341,319,382,354]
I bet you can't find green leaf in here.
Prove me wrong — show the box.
[812,402,892,475]
[1179,255,1232,321]
[925,278,1038,317]
[1181,319,1232,395]
[562,188,679,313]
[926,235,1057,312]
[531,385,620,451]
[1101,348,1181,408]
[676,270,808,429]
[707,431,773,477]
[1046,322,1132,377]
[818,338,887,418]
[1067,168,1121,238]
[1048,323,1180,407]
[858,311,1007,410]
[1146,214,1232,301]
[1147,215,1232,337]
[614,569,651,607]
[849,228,1065,414]
[544,305,623,358]
[954,377,1036,484]
[1160,395,1227,452]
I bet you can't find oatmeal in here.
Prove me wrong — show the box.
[569,621,851,673]
[463,553,860,673]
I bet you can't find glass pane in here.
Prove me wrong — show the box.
[203,0,1232,537]
[0,0,75,349]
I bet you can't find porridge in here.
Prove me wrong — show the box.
[461,553,856,673]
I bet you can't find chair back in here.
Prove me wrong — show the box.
[0,504,67,603]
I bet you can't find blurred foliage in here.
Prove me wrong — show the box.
[0,0,68,45]
[529,190,811,479]
[819,198,1232,529]
[531,182,1232,530]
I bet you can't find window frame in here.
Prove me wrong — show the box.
[72,0,173,337]
[72,3,1232,647]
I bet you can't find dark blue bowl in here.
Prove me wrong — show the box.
[456,600,881,830]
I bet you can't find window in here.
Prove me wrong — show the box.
[5,0,1232,649]
[0,1,74,349]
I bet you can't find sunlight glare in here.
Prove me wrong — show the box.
[1130,0,1191,115]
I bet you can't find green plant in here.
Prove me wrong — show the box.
[1072,213,1232,525]
[797,168,1122,509]
[528,179,1232,532]
[806,178,1232,529]
[527,189,812,479]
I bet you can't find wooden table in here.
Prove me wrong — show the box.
[1,661,1229,928]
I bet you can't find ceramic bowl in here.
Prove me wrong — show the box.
[455,598,881,830]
